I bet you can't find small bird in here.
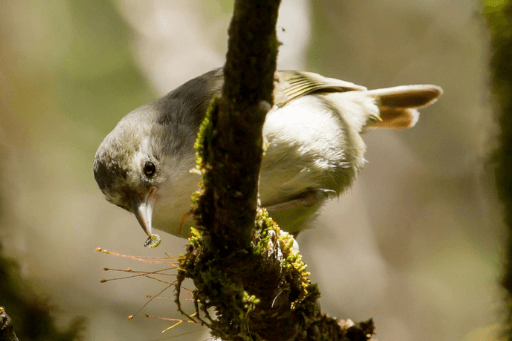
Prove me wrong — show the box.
[93,68,442,246]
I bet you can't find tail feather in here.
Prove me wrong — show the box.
[371,107,419,129]
[324,83,442,131]
[367,85,443,109]
[366,84,442,129]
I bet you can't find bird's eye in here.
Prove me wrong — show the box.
[143,161,156,177]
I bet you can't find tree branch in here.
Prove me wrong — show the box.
[204,0,281,250]
[0,308,19,341]
[175,1,376,340]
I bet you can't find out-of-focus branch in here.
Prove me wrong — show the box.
[484,2,512,338]
[175,1,376,340]
[0,308,19,341]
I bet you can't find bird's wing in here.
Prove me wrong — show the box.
[274,71,366,107]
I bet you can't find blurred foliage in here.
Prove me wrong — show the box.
[56,0,156,179]
[56,0,154,128]
[0,0,155,180]
[0,0,157,339]
[217,0,234,13]
[484,0,512,338]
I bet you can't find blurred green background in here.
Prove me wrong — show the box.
[0,0,503,340]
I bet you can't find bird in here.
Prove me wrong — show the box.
[93,68,442,247]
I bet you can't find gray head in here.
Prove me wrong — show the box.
[94,105,173,237]
[93,69,223,239]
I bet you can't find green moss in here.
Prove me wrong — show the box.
[175,234,258,339]
[175,150,313,337]
[254,208,311,304]
[194,96,220,173]
[175,2,323,335]
[175,202,313,339]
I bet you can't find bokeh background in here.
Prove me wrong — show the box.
[0,1,503,340]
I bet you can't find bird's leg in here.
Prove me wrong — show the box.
[178,209,194,235]
[264,189,336,215]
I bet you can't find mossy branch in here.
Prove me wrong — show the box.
[175,1,376,340]
[200,0,282,250]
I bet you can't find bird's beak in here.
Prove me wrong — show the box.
[130,186,158,238]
